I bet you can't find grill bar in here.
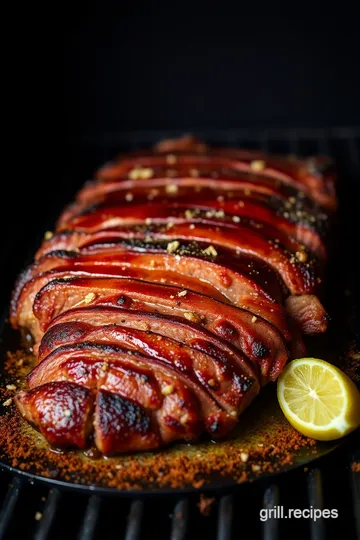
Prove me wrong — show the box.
[0,477,22,540]
[308,469,325,540]
[216,495,233,540]
[170,499,189,540]
[125,500,144,540]
[349,452,360,540]
[34,489,62,540]
[262,485,280,540]
[77,495,101,540]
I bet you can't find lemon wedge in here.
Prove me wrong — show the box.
[277,358,360,440]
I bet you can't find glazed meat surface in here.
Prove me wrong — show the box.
[11,136,335,454]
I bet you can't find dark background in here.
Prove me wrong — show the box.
[62,4,360,139]
[2,4,359,304]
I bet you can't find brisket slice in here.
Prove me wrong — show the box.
[35,223,320,295]
[96,150,336,210]
[15,382,94,449]
[152,135,337,208]
[31,326,259,415]
[285,295,328,335]
[12,268,226,339]
[59,200,326,259]
[32,277,289,383]
[21,343,239,452]
[16,381,161,453]
[73,175,309,211]
[42,306,258,384]
[12,249,288,337]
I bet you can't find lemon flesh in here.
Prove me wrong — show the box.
[277,358,360,441]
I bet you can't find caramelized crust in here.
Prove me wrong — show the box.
[15,382,94,448]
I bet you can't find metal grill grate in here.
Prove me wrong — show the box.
[0,128,359,540]
[0,453,359,540]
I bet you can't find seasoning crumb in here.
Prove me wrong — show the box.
[296,251,308,263]
[232,215,241,223]
[161,385,174,396]
[64,409,71,418]
[189,224,195,230]
[202,245,218,257]
[84,292,96,304]
[183,312,201,324]
[180,413,189,425]
[6,384,16,391]
[185,209,195,219]
[240,452,249,463]
[125,192,133,202]
[145,218,152,225]
[251,316,258,323]
[35,512,43,521]
[101,363,108,372]
[167,240,180,253]
[2,398,12,407]
[166,154,177,165]
[208,379,216,387]
[197,494,215,516]
[170,295,175,299]
[128,167,153,180]
[44,231,53,240]
[189,168,199,177]
[177,290,187,297]
[1,346,320,490]
[165,184,178,194]
[149,260,156,268]
[252,464,261,472]
[250,160,265,172]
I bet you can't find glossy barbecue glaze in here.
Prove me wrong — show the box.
[35,223,321,295]
[10,136,335,454]
[11,249,287,337]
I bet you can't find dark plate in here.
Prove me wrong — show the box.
[0,138,359,496]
